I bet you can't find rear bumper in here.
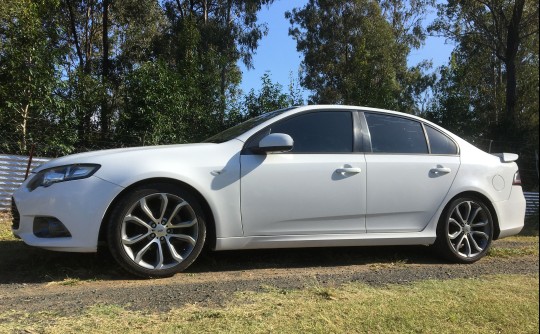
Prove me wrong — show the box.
[494,186,526,239]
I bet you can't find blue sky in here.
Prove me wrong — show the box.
[238,1,455,98]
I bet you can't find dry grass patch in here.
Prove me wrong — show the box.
[0,213,15,242]
[1,274,538,334]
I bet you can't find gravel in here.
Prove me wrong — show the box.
[0,237,537,315]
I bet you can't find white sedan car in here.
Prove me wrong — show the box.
[11,105,525,277]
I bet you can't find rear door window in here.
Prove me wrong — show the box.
[365,113,428,154]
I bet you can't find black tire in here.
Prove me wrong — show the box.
[434,196,494,263]
[107,183,206,278]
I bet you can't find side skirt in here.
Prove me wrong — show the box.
[215,232,436,251]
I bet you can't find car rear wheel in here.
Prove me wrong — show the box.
[107,183,206,277]
[435,197,493,263]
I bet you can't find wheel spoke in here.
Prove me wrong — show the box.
[158,194,168,223]
[455,234,466,253]
[468,234,484,252]
[166,238,184,262]
[120,191,201,273]
[134,239,156,264]
[169,201,189,221]
[122,232,151,245]
[468,206,482,225]
[169,233,196,246]
[448,230,462,240]
[452,207,465,226]
[124,215,152,230]
[140,197,158,224]
[444,199,492,260]
[454,201,471,225]
[155,242,164,269]
[471,219,488,228]
[463,236,472,257]
[171,218,197,229]
[448,218,462,239]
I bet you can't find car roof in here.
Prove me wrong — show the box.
[234,104,456,143]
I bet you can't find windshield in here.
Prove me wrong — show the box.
[203,107,296,143]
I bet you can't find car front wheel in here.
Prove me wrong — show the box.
[435,197,494,263]
[107,183,206,277]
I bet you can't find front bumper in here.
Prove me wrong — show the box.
[12,175,123,252]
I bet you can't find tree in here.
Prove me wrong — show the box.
[160,0,276,122]
[0,0,75,155]
[242,72,303,119]
[429,0,539,133]
[286,0,433,113]
[287,0,399,106]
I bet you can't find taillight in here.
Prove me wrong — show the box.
[512,171,522,186]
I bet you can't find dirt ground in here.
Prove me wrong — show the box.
[0,225,538,315]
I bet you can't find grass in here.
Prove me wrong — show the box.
[0,274,538,334]
[489,245,538,258]
[0,213,14,241]
[0,211,538,333]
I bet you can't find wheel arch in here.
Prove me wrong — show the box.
[442,191,501,240]
[98,177,217,250]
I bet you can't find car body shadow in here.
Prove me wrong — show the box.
[0,239,446,284]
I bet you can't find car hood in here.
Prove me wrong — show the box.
[33,143,225,173]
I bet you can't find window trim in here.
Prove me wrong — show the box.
[241,109,358,155]
[361,111,460,156]
[363,112,429,155]
[423,124,460,156]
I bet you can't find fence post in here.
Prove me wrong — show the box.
[25,143,35,180]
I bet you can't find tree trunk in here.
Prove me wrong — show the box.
[504,0,524,131]
[101,0,110,140]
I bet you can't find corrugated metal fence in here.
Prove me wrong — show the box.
[0,154,50,211]
[524,192,539,217]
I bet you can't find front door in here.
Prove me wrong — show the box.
[240,110,367,236]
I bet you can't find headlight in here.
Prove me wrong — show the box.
[27,164,100,191]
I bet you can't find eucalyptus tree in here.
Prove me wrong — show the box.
[0,0,74,155]
[429,0,539,133]
[286,0,434,113]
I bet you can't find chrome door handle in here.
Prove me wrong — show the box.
[431,166,451,174]
[335,167,362,174]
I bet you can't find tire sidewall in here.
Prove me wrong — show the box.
[436,197,494,263]
[107,183,206,278]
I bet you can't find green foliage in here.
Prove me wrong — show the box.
[243,72,303,119]
[0,0,537,164]
[429,0,539,136]
[117,61,212,145]
[0,0,75,155]
[286,0,433,114]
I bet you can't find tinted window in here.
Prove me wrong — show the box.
[426,126,458,155]
[204,107,294,143]
[365,113,428,154]
[268,111,353,153]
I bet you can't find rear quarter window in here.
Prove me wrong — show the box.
[426,126,458,155]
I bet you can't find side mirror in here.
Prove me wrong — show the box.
[257,133,294,153]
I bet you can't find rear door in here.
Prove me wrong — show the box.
[363,113,460,232]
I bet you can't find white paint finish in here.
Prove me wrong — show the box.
[10,105,526,256]
[493,186,526,238]
[492,152,519,162]
[492,175,505,191]
[12,176,122,252]
[33,141,246,239]
[240,153,366,235]
[216,232,435,250]
[365,154,460,232]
